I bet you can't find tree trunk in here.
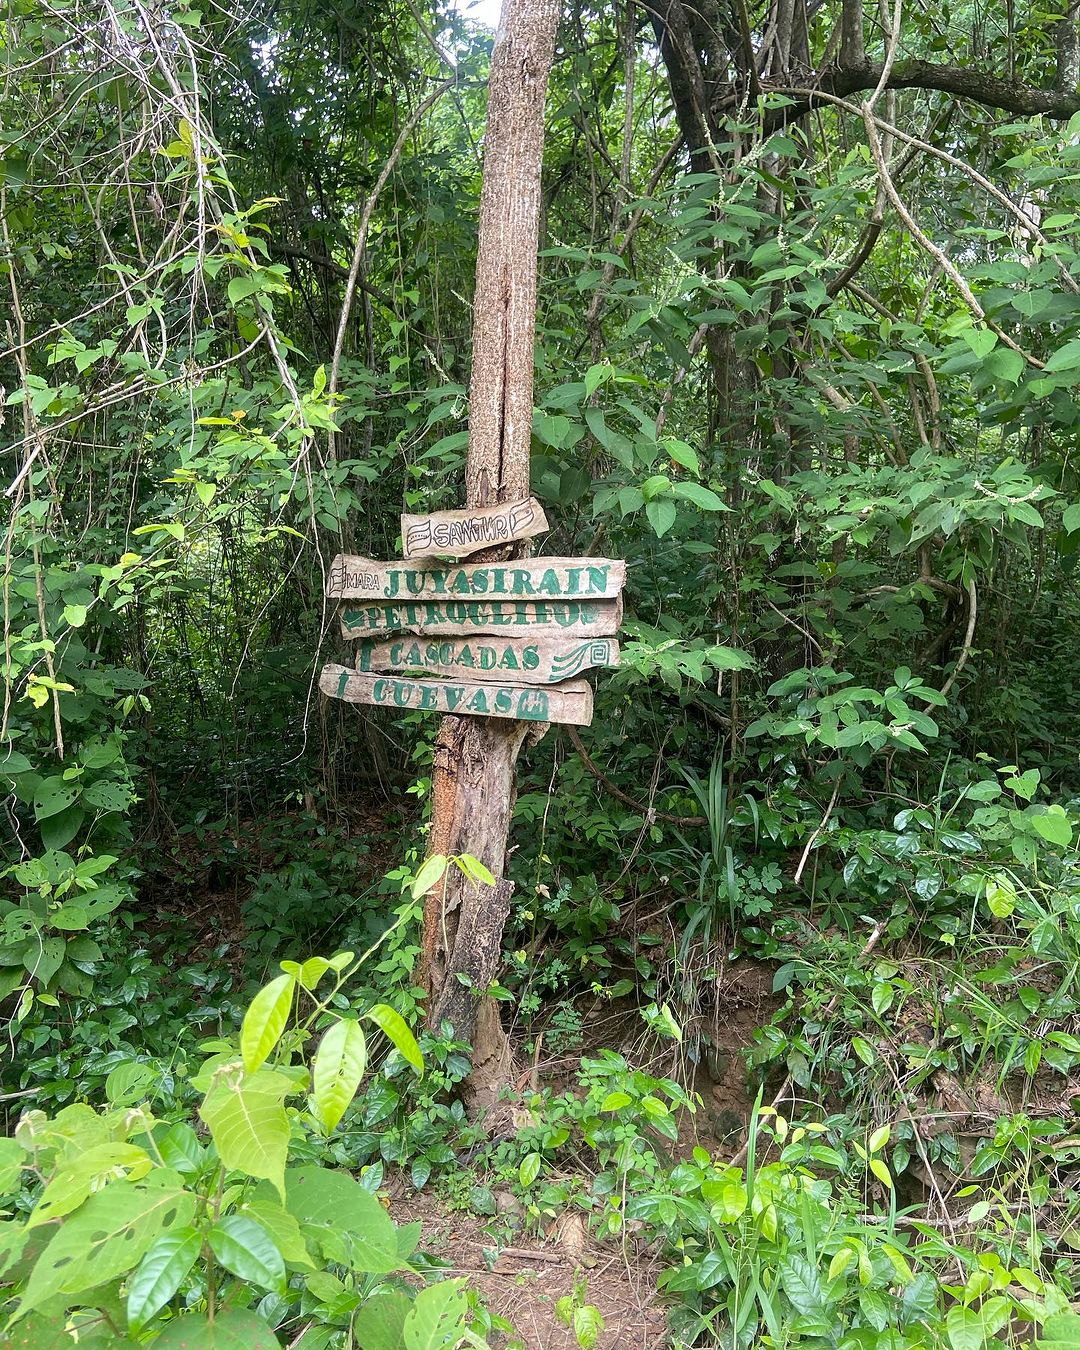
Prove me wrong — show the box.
[418,0,561,1111]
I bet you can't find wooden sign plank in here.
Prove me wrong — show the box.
[320,663,594,726]
[339,596,622,640]
[327,555,625,603]
[400,497,549,560]
[355,636,620,685]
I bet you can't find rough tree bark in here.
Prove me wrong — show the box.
[417,0,562,1110]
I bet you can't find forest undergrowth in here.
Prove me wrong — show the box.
[5,0,1080,1343]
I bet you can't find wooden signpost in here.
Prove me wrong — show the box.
[400,497,549,560]
[339,596,622,641]
[327,555,625,602]
[321,663,594,725]
[355,635,619,684]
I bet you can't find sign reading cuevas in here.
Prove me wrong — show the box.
[339,596,622,640]
[355,636,620,684]
[327,555,625,603]
[400,497,549,560]
[320,664,594,726]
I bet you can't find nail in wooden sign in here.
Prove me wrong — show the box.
[327,555,625,603]
[400,497,549,560]
[340,596,622,640]
[320,663,594,726]
[355,636,620,685]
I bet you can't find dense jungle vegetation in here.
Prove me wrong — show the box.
[2,0,1080,1344]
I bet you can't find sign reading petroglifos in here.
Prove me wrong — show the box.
[339,596,622,640]
[400,497,549,560]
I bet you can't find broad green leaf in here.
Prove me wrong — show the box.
[1028,806,1072,847]
[283,1167,399,1273]
[239,1198,314,1268]
[364,1003,423,1076]
[0,751,33,777]
[33,776,80,821]
[126,1228,201,1333]
[671,481,728,511]
[518,1152,541,1187]
[412,854,448,899]
[779,1254,824,1315]
[868,1124,890,1153]
[946,1304,986,1350]
[1044,338,1080,372]
[312,1019,368,1132]
[455,853,496,887]
[152,1308,280,1348]
[207,1214,286,1293]
[353,1291,412,1350]
[1063,502,1080,534]
[28,1143,153,1228]
[402,1278,468,1350]
[962,326,997,359]
[105,1061,158,1107]
[24,937,66,987]
[199,1067,292,1198]
[574,1305,605,1349]
[869,1157,893,1188]
[984,347,1024,384]
[15,1175,194,1319]
[0,1138,25,1192]
[239,974,294,1073]
[600,1091,632,1112]
[82,780,131,813]
[827,1247,855,1282]
[645,498,676,538]
[664,439,700,474]
[297,957,334,990]
[851,1036,876,1066]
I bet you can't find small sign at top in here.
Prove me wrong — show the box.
[400,497,549,560]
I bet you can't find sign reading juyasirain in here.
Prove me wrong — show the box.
[319,510,626,727]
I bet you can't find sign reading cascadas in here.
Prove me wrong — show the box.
[400,497,548,560]
[355,636,619,684]
[320,663,594,726]
[327,555,624,602]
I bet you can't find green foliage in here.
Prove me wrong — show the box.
[0,962,480,1348]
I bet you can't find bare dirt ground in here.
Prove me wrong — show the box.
[390,1190,670,1349]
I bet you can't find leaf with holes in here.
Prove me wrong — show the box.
[14,1174,194,1320]
[402,1278,468,1350]
[82,780,132,813]
[283,1167,399,1273]
[27,1143,152,1229]
[33,777,80,821]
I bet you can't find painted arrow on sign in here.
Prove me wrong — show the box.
[339,596,622,639]
[327,555,625,603]
[320,663,594,726]
[355,636,620,685]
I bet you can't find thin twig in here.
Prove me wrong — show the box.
[939,574,977,698]
[327,77,457,459]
